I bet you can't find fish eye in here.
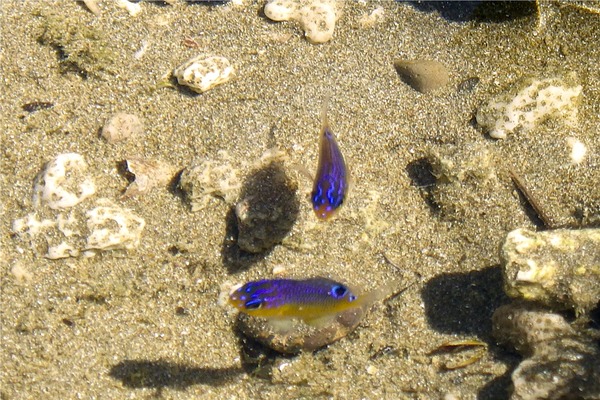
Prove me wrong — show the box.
[244,298,263,309]
[331,285,348,298]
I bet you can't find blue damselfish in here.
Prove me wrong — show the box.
[311,100,348,220]
[229,277,366,324]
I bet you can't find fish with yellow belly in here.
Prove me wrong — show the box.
[228,277,383,327]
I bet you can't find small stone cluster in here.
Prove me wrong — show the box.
[13,153,145,259]
[494,227,600,400]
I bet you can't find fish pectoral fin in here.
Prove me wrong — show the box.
[302,314,337,328]
[265,318,297,334]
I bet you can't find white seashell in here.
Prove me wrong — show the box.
[173,55,233,93]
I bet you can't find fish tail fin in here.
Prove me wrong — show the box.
[360,280,413,310]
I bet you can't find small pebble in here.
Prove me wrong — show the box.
[122,158,176,197]
[393,59,449,93]
[101,113,143,143]
[173,54,233,94]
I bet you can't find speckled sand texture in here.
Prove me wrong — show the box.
[1,1,599,399]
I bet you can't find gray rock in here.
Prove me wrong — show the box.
[493,303,600,400]
[393,59,449,93]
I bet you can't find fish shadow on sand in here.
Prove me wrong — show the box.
[109,359,242,392]
[221,162,299,274]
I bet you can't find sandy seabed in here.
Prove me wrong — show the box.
[1,1,599,399]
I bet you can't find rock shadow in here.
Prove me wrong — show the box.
[478,368,516,400]
[185,0,231,6]
[406,157,440,215]
[399,1,536,23]
[421,265,509,339]
[222,162,299,274]
[235,325,290,380]
[109,359,242,391]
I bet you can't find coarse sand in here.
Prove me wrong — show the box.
[1,1,598,399]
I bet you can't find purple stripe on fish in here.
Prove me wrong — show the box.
[232,278,357,311]
[312,126,348,219]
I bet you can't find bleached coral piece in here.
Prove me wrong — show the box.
[264,0,341,44]
[477,74,582,139]
[12,211,84,259]
[502,228,600,313]
[33,153,96,209]
[85,202,145,251]
[116,0,142,17]
[12,213,57,237]
[47,241,79,260]
[173,55,233,93]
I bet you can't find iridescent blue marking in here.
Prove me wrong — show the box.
[312,125,348,220]
[229,278,361,320]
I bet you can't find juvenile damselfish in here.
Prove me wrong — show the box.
[229,277,373,325]
[311,101,348,220]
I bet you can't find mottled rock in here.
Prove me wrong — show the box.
[101,113,143,143]
[236,306,365,354]
[502,228,600,314]
[493,303,600,400]
[426,143,513,224]
[179,152,242,211]
[173,54,233,93]
[393,59,449,93]
[476,73,582,139]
